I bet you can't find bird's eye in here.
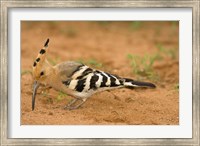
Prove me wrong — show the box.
[40,71,44,76]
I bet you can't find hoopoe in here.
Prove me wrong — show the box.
[32,39,156,110]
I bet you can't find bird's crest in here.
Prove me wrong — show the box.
[32,38,49,80]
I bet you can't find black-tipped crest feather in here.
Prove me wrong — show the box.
[44,38,49,47]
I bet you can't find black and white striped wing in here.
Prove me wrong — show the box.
[62,65,123,93]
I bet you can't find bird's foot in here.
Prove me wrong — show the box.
[63,98,86,110]
[63,105,80,110]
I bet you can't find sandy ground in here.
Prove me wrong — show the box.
[21,21,179,125]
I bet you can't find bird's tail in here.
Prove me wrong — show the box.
[123,78,156,88]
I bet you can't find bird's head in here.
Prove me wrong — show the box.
[32,38,53,111]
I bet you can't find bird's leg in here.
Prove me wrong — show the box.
[67,99,87,110]
[63,98,78,109]
[64,98,87,110]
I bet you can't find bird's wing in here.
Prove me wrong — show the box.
[59,63,124,92]
[54,61,84,81]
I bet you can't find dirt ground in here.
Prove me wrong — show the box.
[21,21,179,125]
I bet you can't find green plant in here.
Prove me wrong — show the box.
[42,90,52,104]
[127,54,159,81]
[156,43,165,52]
[156,43,177,60]
[174,83,179,90]
[60,27,77,38]
[131,21,142,30]
[46,98,53,104]
[75,59,84,64]
[167,49,176,60]
[66,29,77,37]
[76,59,103,68]
[48,21,58,29]
[42,90,48,97]
[56,91,68,102]
[127,43,177,81]
[171,21,178,30]
[48,57,60,66]
[87,59,103,68]
[21,70,32,76]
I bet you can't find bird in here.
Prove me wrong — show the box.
[32,38,156,111]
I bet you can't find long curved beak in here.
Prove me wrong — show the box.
[32,81,40,111]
